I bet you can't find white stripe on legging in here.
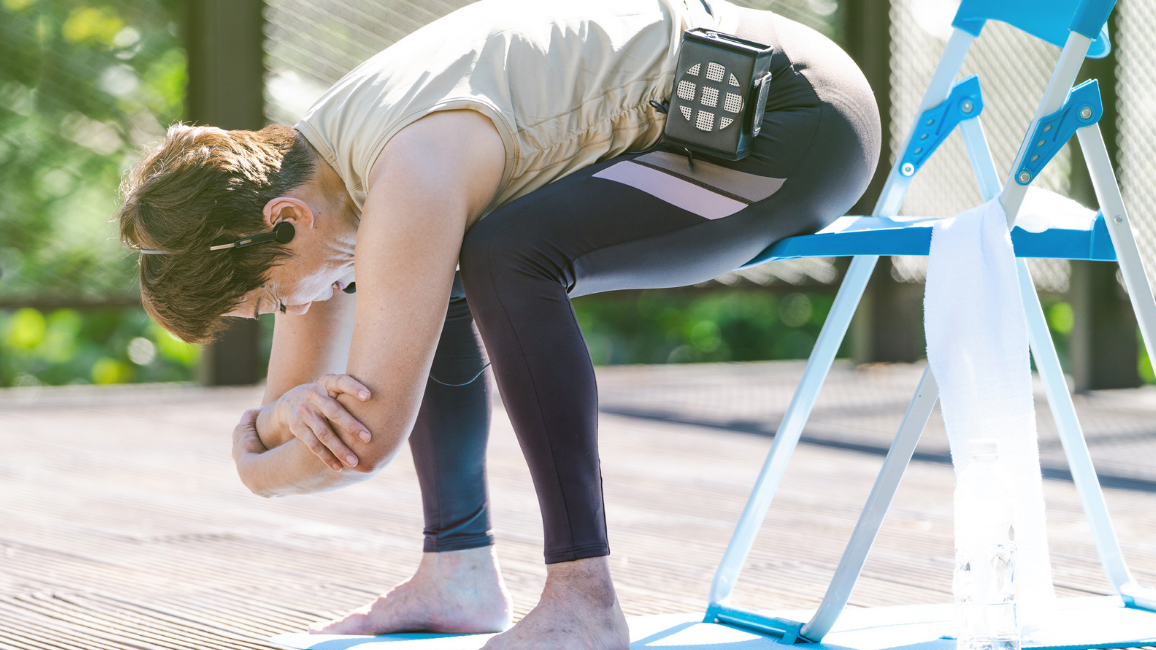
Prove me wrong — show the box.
[592,161,747,220]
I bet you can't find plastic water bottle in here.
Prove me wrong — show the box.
[954,439,1019,650]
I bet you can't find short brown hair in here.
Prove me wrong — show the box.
[117,123,315,343]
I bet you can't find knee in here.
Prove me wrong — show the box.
[458,217,500,294]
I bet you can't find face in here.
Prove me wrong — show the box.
[250,242,355,317]
[227,193,358,319]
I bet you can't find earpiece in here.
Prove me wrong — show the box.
[272,221,296,244]
[209,221,296,251]
[142,221,297,255]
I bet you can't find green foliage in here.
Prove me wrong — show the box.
[0,0,184,302]
[1140,332,1155,385]
[0,306,199,386]
[1042,299,1073,374]
[572,289,839,365]
[1046,301,1074,335]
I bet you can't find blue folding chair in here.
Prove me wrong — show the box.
[703,0,1156,646]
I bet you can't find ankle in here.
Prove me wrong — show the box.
[416,546,499,579]
[544,556,618,609]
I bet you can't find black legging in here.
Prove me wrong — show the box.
[408,9,880,563]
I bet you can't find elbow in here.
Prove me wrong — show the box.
[350,437,406,475]
[234,456,279,498]
[350,452,391,476]
[249,485,279,499]
[238,468,278,498]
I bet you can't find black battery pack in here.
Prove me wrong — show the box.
[662,28,774,161]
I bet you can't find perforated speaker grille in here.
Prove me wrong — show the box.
[677,80,696,101]
[695,110,715,131]
[676,61,744,134]
[700,86,719,108]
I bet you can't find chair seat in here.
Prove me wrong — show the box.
[742,211,1115,268]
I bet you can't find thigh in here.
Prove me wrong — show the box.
[463,12,877,295]
[462,139,838,300]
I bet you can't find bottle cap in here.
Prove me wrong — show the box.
[969,439,999,457]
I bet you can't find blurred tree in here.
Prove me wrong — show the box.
[0,0,184,303]
[572,289,841,366]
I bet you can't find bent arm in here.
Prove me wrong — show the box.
[252,289,357,450]
[235,110,505,496]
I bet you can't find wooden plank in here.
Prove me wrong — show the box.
[0,361,1154,649]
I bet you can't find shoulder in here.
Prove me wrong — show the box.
[366,110,506,223]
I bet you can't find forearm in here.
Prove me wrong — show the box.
[238,393,408,496]
[255,401,294,449]
[262,289,357,406]
[235,436,370,496]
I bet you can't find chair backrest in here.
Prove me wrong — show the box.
[952,0,1113,58]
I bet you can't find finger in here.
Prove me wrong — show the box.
[320,374,371,401]
[309,393,372,444]
[290,418,343,472]
[305,407,359,468]
[233,409,265,451]
[233,420,265,456]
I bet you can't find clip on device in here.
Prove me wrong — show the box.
[663,28,774,162]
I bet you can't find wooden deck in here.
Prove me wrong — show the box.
[1,361,1154,649]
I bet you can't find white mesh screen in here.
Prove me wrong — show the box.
[265,0,480,125]
[696,110,715,131]
[720,117,734,129]
[724,92,743,113]
[730,73,742,87]
[686,63,701,76]
[706,62,725,82]
[700,86,719,108]
[680,105,693,121]
[677,79,697,102]
[1117,0,1156,287]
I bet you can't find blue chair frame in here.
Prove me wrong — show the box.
[703,0,1156,644]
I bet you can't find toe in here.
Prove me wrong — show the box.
[306,620,333,634]
[308,612,368,635]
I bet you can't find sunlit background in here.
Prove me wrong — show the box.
[1,0,1152,388]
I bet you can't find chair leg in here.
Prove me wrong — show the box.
[800,364,939,642]
[1073,125,1156,610]
[1077,125,1156,379]
[956,92,1155,610]
[1016,258,1143,600]
[959,117,1002,201]
[706,254,879,608]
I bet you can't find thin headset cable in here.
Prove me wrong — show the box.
[428,363,491,387]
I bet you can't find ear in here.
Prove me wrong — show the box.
[262,196,315,231]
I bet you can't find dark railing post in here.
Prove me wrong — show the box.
[844,0,924,363]
[184,0,267,386]
[1067,7,1139,391]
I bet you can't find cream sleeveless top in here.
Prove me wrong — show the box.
[295,0,729,215]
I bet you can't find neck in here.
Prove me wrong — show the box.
[298,149,360,238]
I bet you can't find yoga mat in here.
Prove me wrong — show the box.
[272,597,1156,650]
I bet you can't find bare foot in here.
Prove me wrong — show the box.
[482,556,629,650]
[308,546,512,635]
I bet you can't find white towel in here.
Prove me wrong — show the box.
[924,194,1058,634]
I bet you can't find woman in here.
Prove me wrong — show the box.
[117,0,879,646]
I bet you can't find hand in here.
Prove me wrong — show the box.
[274,374,372,472]
[232,408,265,464]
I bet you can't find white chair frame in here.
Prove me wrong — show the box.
[704,26,1156,644]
